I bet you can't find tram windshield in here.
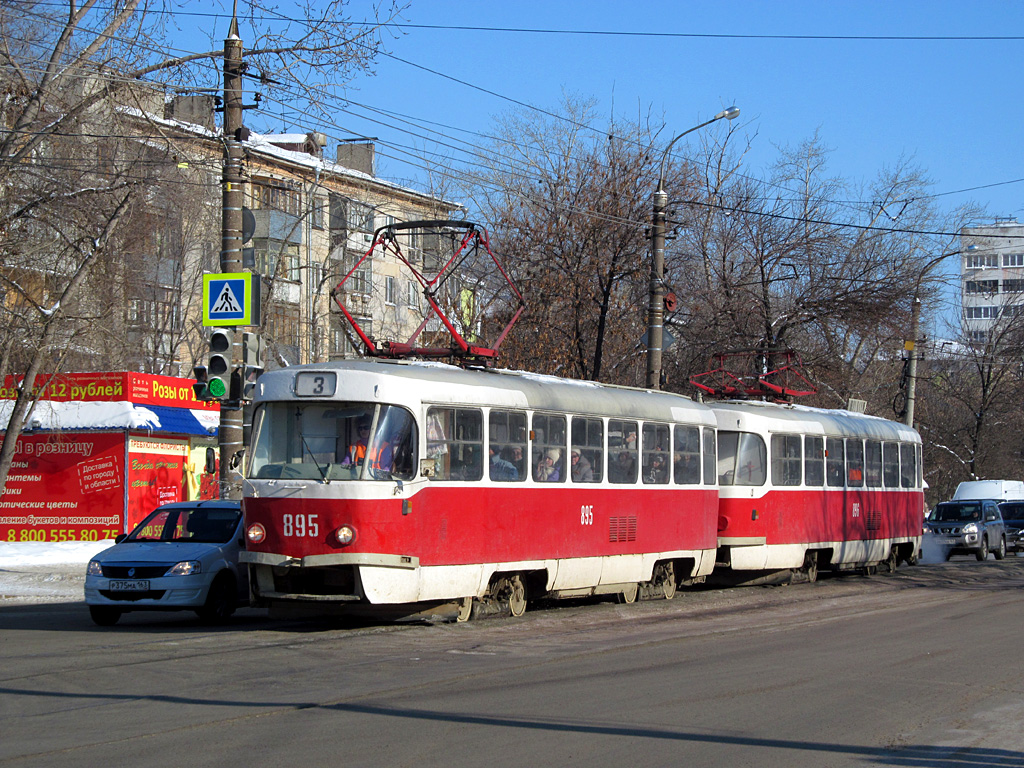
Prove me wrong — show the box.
[248,402,417,482]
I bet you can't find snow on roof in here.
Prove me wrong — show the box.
[0,400,219,435]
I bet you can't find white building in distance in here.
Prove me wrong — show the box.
[960,218,1024,344]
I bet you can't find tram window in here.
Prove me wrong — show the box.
[248,402,416,482]
[883,442,901,487]
[846,439,864,487]
[805,436,824,486]
[865,440,882,487]
[532,413,566,482]
[901,443,917,488]
[608,419,638,484]
[642,423,671,484]
[825,437,845,487]
[673,425,701,485]
[426,407,483,481]
[489,410,527,482]
[718,431,767,486]
[770,434,802,486]
[702,428,716,486]
[916,444,923,488]
[570,416,603,483]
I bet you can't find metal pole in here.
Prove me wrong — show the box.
[646,188,668,389]
[219,18,245,498]
[645,106,739,390]
[904,297,921,428]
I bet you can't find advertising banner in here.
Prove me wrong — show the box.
[125,435,190,532]
[0,432,125,542]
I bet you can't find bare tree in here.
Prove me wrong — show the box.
[0,0,399,492]
[469,98,682,383]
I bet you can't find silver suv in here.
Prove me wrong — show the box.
[926,500,1007,561]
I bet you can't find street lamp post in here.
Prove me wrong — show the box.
[646,106,739,390]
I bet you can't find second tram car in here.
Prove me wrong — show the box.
[709,401,924,581]
[240,360,720,617]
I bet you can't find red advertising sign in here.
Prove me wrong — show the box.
[0,372,219,411]
[125,436,190,531]
[0,433,125,543]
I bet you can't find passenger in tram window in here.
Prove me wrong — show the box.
[536,448,562,482]
[674,451,700,484]
[509,446,527,477]
[610,450,637,483]
[646,453,669,484]
[570,448,593,482]
[342,420,371,466]
[489,446,519,481]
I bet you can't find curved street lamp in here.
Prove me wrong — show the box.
[646,106,740,390]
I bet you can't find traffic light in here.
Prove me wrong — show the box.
[207,329,234,400]
[241,332,264,400]
[192,365,213,401]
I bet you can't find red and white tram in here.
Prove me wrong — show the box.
[709,401,924,581]
[240,360,720,617]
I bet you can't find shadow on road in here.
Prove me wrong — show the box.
[0,684,1017,767]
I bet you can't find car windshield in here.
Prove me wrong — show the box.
[932,503,984,523]
[127,506,241,543]
[998,504,1024,522]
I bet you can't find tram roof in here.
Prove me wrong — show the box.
[255,360,716,425]
[709,400,921,443]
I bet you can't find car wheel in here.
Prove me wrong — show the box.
[994,536,1007,561]
[196,573,237,624]
[976,536,989,561]
[89,606,121,626]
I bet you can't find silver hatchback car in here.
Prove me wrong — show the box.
[85,501,246,626]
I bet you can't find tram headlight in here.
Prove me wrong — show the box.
[334,525,357,546]
[246,523,266,544]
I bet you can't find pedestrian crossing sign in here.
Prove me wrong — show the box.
[203,273,261,327]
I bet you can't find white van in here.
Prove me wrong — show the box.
[952,480,1024,502]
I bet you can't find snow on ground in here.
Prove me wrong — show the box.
[0,540,115,606]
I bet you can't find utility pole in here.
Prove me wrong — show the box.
[904,297,921,428]
[218,13,245,498]
[646,187,668,390]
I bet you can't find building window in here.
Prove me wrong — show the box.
[249,178,301,216]
[311,196,325,229]
[966,253,998,269]
[965,280,999,294]
[1003,279,1024,293]
[385,276,396,305]
[407,281,421,313]
[254,240,300,282]
[965,305,1000,319]
[348,201,374,234]
[1004,253,1024,267]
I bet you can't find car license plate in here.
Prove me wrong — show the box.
[109,579,150,591]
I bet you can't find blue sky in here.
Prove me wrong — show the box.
[292,0,1023,225]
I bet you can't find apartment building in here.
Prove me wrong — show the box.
[960,218,1024,344]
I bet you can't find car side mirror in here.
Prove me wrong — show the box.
[115,533,127,543]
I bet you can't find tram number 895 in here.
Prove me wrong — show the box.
[580,505,594,526]
[282,513,319,538]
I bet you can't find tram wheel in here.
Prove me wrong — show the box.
[508,575,527,617]
[658,561,676,600]
[618,582,639,604]
[880,550,898,574]
[803,553,818,583]
[456,597,474,622]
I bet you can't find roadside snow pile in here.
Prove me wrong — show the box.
[0,541,115,605]
[0,540,113,568]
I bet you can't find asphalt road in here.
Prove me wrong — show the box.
[3,557,1024,768]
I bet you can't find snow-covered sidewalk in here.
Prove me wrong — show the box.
[0,540,115,605]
